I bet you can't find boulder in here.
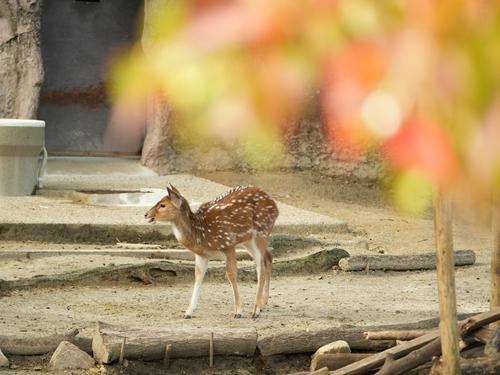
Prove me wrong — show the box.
[49,341,94,370]
[313,340,351,357]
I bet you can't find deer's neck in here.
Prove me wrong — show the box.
[171,210,203,250]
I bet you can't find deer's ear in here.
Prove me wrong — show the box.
[169,184,181,195]
[167,187,183,209]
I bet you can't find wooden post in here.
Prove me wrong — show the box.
[491,197,500,327]
[209,332,214,368]
[163,343,172,368]
[433,191,461,374]
[119,336,126,365]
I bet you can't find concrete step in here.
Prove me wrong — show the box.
[0,157,348,243]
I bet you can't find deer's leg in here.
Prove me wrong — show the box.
[243,240,262,283]
[225,248,242,318]
[244,237,266,319]
[184,254,208,318]
[255,236,273,307]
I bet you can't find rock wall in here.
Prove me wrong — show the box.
[0,0,43,118]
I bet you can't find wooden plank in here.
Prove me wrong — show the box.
[433,192,461,374]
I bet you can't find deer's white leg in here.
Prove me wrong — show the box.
[244,238,262,283]
[185,255,208,318]
[244,237,266,319]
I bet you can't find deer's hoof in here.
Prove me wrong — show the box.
[251,313,260,320]
[183,314,192,319]
[234,313,242,319]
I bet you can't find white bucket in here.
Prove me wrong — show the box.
[0,119,47,196]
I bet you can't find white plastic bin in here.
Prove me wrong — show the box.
[0,119,47,196]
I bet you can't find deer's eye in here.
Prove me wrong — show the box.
[160,204,166,208]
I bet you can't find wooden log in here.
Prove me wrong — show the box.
[375,338,441,375]
[310,353,371,371]
[364,330,431,341]
[330,331,439,375]
[92,321,257,364]
[257,327,395,357]
[330,310,496,375]
[484,327,499,356]
[258,317,456,357]
[338,250,475,272]
[0,328,79,355]
[468,327,494,345]
[433,192,461,374]
[460,308,500,335]
[430,355,500,375]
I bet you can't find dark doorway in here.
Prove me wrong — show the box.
[39,0,143,155]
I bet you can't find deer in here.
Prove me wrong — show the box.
[145,184,279,319]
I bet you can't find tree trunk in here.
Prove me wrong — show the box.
[0,0,43,118]
[92,321,257,364]
[338,250,475,272]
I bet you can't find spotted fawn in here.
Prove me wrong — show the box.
[145,185,279,319]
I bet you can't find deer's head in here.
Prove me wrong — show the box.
[145,185,188,223]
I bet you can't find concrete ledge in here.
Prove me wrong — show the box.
[0,158,348,243]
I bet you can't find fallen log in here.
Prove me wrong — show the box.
[0,328,79,355]
[257,327,394,357]
[257,317,456,357]
[310,353,372,371]
[375,338,441,375]
[92,321,257,364]
[331,309,499,375]
[430,355,500,375]
[364,330,430,341]
[330,331,439,375]
[365,325,495,346]
[338,250,475,271]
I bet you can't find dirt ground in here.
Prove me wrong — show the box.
[0,171,494,374]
